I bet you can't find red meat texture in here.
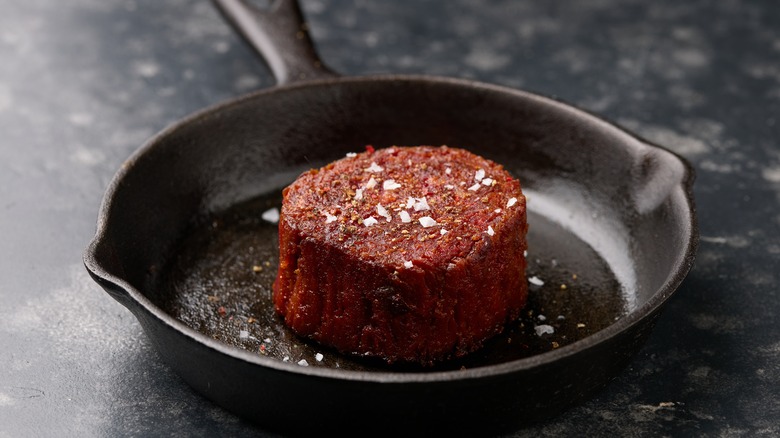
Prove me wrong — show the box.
[273,145,528,365]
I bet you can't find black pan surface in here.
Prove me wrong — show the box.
[84,1,697,435]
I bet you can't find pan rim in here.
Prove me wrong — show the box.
[84,73,698,384]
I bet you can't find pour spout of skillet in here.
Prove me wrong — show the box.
[212,0,339,84]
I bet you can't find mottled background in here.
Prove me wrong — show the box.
[1,0,778,436]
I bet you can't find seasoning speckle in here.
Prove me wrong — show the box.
[261,207,280,223]
[419,216,438,227]
[412,197,430,211]
[534,325,555,336]
[363,217,378,227]
[383,179,402,190]
[366,162,384,173]
[376,204,391,221]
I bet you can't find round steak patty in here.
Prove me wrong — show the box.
[273,145,528,365]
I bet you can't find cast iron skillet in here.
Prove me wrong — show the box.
[84,0,698,435]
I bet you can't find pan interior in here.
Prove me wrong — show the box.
[97,76,688,372]
[151,187,628,372]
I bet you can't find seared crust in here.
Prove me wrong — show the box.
[273,145,528,364]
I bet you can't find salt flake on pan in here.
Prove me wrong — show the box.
[376,203,391,221]
[487,225,495,236]
[399,210,412,223]
[467,183,481,191]
[261,207,280,223]
[507,197,517,207]
[363,217,378,227]
[534,325,555,336]
[413,197,430,211]
[419,216,437,227]
[383,179,402,190]
[354,188,363,200]
[404,260,413,268]
[529,276,544,286]
[482,178,494,186]
[365,162,384,173]
[297,359,309,366]
[315,353,324,362]
[365,176,377,189]
[324,212,338,223]
[346,152,357,158]
[475,169,485,181]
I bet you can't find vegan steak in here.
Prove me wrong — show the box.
[273,145,528,365]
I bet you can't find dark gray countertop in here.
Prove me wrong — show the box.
[1,0,778,436]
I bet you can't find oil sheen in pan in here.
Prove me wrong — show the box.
[151,190,629,372]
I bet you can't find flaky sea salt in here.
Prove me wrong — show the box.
[346,152,357,157]
[487,226,495,236]
[239,330,249,339]
[413,197,430,211]
[404,260,413,268]
[440,228,447,235]
[534,325,555,336]
[366,162,384,173]
[529,276,544,286]
[405,197,415,209]
[261,207,280,223]
[363,217,378,227]
[495,208,502,213]
[507,197,517,207]
[444,184,455,190]
[376,203,391,221]
[354,188,363,200]
[315,353,324,362]
[383,179,401,190]
[445,167,452,175]
[399,210,411,223]
[475,169,485,181]
[482,178,493,186]
[324,212,337,223]
[297,359,309,366]
[365,176,377,189]
[419,216,437,227]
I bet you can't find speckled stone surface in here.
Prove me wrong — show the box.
[1,0,778,436]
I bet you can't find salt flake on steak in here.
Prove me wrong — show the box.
[413,197,430,211]
[383,179,401,190]
[363,217,378,227]
[419,216,437,227]
[366,162,384,173]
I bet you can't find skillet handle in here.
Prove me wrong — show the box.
[212,0,338,84]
